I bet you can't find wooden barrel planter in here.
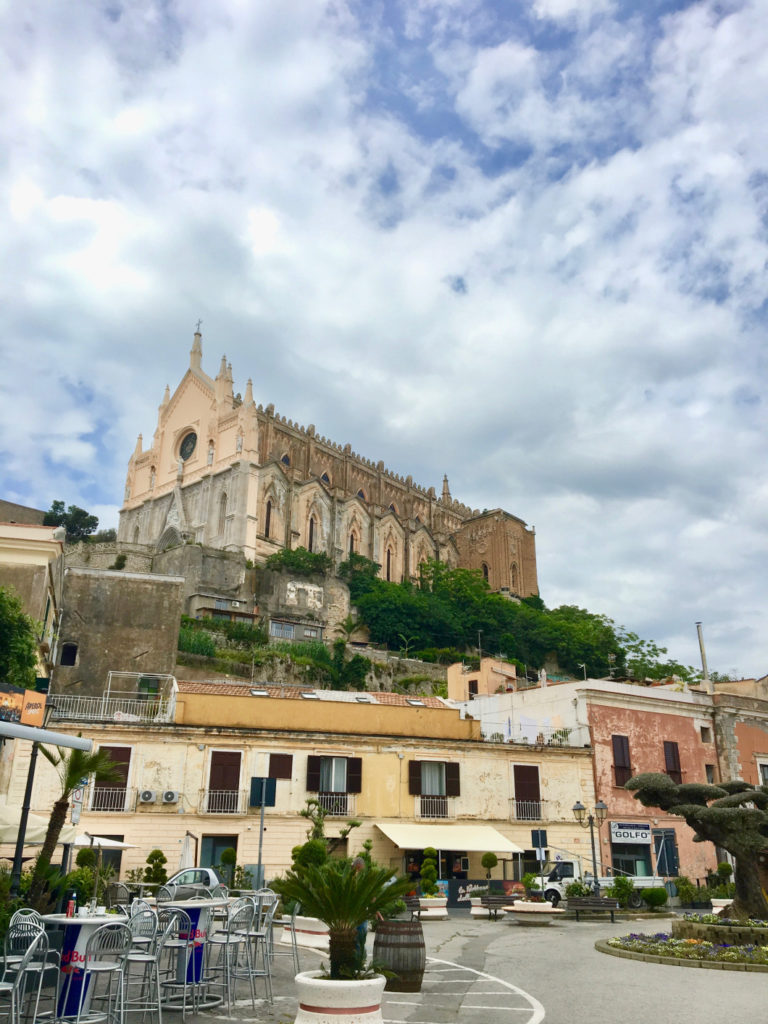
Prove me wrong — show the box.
[372,920,426,993]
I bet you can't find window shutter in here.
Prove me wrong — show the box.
[306,755,321,792]
[269,753,293,780]
[664,741,682,782]
[408,760,422,795]
[346,757,362,794]
[445,761,460,797]
[612,735,630,768]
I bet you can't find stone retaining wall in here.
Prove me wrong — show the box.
[672,919,768,945]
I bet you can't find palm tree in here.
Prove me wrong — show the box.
[278,859,412,979]
[27,744,122,905]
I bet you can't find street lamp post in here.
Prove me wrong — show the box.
[10,705,55,897]
[572,799,608,894]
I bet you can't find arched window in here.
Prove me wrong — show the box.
[218,493,227,536]
[389,503,398,515]
[386,548,392,582]
[510,563,519,592]
[60,642,78,667]
[133,526,140,544]
[482,562,489,581]
[357,489,366,501]
[281,453,291,466]
[149,466,156,489]
[349,532,355,555]
[264,500,272,539]
[207,441,214,466]
[414,515,421,524]
[321,472,330,485]
[236,433,243,454]
[308,515,316,552]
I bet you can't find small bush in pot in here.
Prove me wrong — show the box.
[481,852,498,893]
[605,875,635,907]
[521,873,541,900]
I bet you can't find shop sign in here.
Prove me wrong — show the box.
[610,821,651,844]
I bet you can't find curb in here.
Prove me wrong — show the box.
[595,939,768,972]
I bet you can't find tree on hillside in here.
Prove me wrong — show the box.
[264,546,332,576]
[293,639,371,691]
[43,500,98,542]
[28,745,122,907]
[625,773,768,920]
[0,586,39,688]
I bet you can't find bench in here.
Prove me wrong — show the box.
[405,895,422,920]
[567,896,620,922]
[479,894,518,919]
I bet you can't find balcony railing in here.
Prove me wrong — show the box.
[415,795,455,820]
[89,786,133,812]
[50,693,174,725]
[317,792,355,816]
[484,725,589,747]
[200,789,247,814]
[510,799,545,822]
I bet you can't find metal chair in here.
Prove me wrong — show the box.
[0,930,47,1024]
[130,899,153,917]
[106,882,132,909]
[124,911,177,1024]
[239,896,276,1003]
[128,909,158,950]
[272,901,301,974]
[59,921,133,1024]
[8,908,42,928]
[1,917,44,972]
[155,885,174,904]
[157,908,196,1020]
[204,901,255,1013]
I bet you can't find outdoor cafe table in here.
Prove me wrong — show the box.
[41,911,128,1017]
[158,897,228,1007]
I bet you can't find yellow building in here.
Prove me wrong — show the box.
[7,680,596,886]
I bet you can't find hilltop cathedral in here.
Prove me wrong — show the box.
[118,331,538,596]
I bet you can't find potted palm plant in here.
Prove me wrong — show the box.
[279,857,413,1024]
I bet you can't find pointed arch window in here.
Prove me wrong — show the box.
[357,489,366,501]
[133,526,140,544]
[281,453,291,466]
[510,563,519,592]
[481,562,489,581]
[218,492,227,536]
[389,503,398,515]
[321,472,330,485]
[349,532,355,555]
[386,548,392,582]
[308,515,316,553]
[265,500,272,539]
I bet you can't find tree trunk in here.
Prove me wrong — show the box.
[328,927,360,979]
[28,796,70,906]
[733,855,768,920]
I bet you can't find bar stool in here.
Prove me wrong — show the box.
[0,930,46,1024]
[59,921,132,1024]
[128,909,158,950]
[157,909,195,1020]
[124,912,176,1024]
[272,901,301,974]
[204,902,254,1014]
[240,896,276,1004]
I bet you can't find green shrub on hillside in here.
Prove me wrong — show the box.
[178,626,216,656]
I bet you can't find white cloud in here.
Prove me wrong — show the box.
[0,0,766,675]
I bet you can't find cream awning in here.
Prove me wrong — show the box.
[375,823,523,854]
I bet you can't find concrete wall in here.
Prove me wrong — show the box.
[52,568,185,696]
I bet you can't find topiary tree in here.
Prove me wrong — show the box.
[625,773,768,920]
[219,847,237,887]
[420,847,440,897]
[143,849,168,886]
[481,852,498,893]
[641,887,668,911]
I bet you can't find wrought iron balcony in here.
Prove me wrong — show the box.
[89,786,134,813]
[415,795,455,820]
[509,798,546,822]
[316,792,355,816]
[200,789,247,814]
[49,693,174,725]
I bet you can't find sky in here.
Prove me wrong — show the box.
[1,0,766,678]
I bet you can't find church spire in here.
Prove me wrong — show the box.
[442,474,452,502]
[244,378,254,405]
[134,433,143,457]
[160,384,170,408]
[190,328,202,372]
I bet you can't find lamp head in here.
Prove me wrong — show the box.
[572,800,586,824]
[594,800,608,825]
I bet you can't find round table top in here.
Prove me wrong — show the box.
[41,913,127,925]
[157,898,228,909]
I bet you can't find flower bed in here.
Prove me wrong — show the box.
[606,931,768,967]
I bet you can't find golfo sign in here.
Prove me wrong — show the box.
[610,822,651,844]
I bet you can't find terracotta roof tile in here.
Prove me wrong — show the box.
[175,679,445,708]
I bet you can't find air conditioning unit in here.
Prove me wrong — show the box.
[139,790,157,804]
[162,790,180,804]
[231,601,241,608]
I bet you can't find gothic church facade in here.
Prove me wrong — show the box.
[118,332,538,595]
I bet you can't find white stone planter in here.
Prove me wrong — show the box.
[418,896,448,921]
[294,970,386,1024]
[505,900,565,926]
[710,898,732,916]
[469,897,487,918]
[285,915,330,949]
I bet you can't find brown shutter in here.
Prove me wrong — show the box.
[612,735,632,786]
[209,750,241,791]
[346,757,362,794]
[408,760,422,795]
[95,747,131,789]
[664,741,682,783]
[306,755,322,792]
[445,761,460,797]
[269,753,293,780]
[513,764,540,801]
